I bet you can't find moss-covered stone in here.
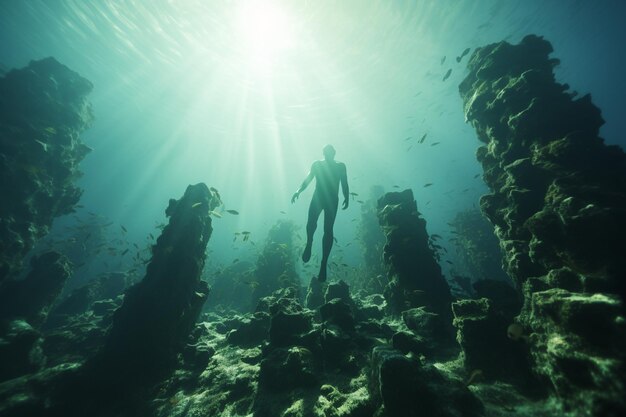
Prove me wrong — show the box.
[369,346,483,417]
[460,34,626,414]
[0,251,72,327]
[377,189,452,317]
[0,58,93,283]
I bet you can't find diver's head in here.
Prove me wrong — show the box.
[323,144,336,161]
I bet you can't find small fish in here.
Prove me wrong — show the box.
[356,200,364,204]
[209,210,222,218]
[121,249,129,256]
[280,211,286,214]
[225,209,239,215]
[440,56,446,65]
[473,174,480,179]
[442,69,452,81]
[430,142,440,146]
[241,231,251,235]
[232,258,239,264]
[446,260,453,264]
[349,192,358,197]
[455,47,471,63]
[75,204,84,209]
[431,234,442,240]
[407,145,413,152]
[392,185,400,188]
[191,202,202,208]
[418,133,427,143]
[423,183,433,187]
[121,225,127,233]
[404,136,412,141]
[149,233,154,239]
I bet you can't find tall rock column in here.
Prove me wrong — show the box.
[79,183,219,407]
[459,35,626,415]
[377,189,451,317]
[0,57,93,283]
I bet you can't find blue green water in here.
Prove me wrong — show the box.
[1,0,625,283]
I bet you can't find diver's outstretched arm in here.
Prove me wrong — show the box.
[292,162,316,203]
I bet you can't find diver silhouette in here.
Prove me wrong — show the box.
[291,144,349,282]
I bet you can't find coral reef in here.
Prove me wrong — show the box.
[0,57,93,283]
[377,189,452,318]
[460,34,626,415]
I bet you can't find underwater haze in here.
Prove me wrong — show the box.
[1,1,626,417]
[2,0,625,272]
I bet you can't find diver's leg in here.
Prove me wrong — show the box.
[303,197,322,263]
[318,202,338,282]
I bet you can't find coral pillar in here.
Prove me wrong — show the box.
[0,58,93,282]
[460,35,626,414]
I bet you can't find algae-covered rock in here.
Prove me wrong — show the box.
[226,312,270,347]
[324,279,351,304]
[251,220,301,307]
[269,309,313,348]
[356,185,387,294]
[0,320,45,382]
[258,346,317,392]
[449,208,510,285]
[369,346,483,417]
[452,298,533,385]
[314,384,373,417]
[377,189,452,317]
[320,299,355,332]
[34,184,222,416]
[460,34,626,414]
[0,57,93,283]
[0,251,72,327]
[92,184,217,384]
[525,288,626,414]
[305,276,325,310]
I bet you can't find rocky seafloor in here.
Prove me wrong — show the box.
[1,36,625,417]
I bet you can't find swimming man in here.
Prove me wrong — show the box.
[291,145,349,282]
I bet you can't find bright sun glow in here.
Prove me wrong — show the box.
[237,0,295,68]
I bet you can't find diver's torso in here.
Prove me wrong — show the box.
[313,160,342,205]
